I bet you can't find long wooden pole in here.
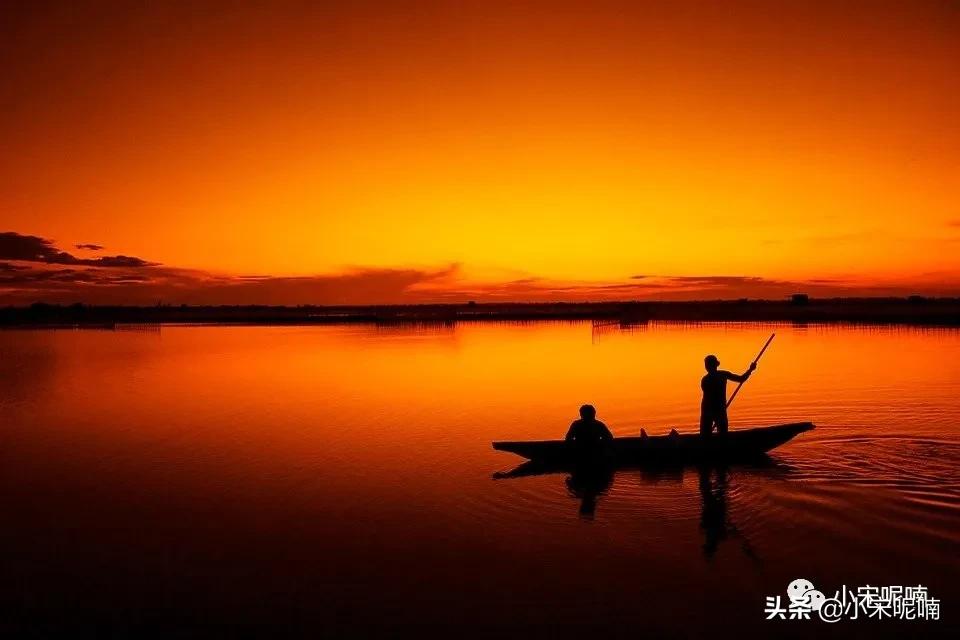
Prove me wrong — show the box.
[726,333,775,409]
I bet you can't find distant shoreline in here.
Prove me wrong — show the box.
[3,297,960,328]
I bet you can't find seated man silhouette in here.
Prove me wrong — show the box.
[565,404,613,457]
[700,355,755,438]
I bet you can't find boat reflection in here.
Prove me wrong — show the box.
[494,458,793,556]
[565,465,615,519]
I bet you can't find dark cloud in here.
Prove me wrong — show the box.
[90,255,155,267]
[3,261,959,305]
[75,243,104,250]
[948,220,960,228]
[2,231,959,305]
[0,259,462,306]
[0,267,153,286]
[0,232,153,267]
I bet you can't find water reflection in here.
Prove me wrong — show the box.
[697,464,730,559]
[2,323,958,635]
[565,465,615,519]
[496,458,794,558]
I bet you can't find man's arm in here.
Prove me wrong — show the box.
[723,362,756,383]
[565,421,577,442]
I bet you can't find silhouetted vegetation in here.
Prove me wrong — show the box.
[2,297,959,328]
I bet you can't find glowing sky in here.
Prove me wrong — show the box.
[1,1,959,304]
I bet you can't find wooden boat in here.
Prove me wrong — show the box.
[492,422,814,464]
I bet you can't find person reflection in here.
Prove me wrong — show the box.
[565,464,614,519]
[698,464,729,559]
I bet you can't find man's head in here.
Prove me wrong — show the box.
[704,355,720,371]
[579,404,596,420]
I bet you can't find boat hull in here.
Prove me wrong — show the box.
[492,422,814,464]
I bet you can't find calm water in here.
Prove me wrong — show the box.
[1,322,958,637]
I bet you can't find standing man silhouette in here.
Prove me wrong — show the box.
[700,355,755,438]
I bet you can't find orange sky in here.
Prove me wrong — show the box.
[1,1,959,304]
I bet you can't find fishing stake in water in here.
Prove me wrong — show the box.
[726,333,775,409]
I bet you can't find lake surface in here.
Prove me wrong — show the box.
[1,322,958,637]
